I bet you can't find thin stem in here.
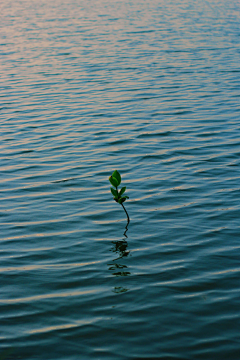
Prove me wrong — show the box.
[121,203,130,225]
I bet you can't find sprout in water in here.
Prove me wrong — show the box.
[109,170,130,224]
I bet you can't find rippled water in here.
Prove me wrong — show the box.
[1,0,240,358]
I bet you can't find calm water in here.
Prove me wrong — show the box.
[1,0,240,359]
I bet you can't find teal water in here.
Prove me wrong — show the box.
[1,0,240,359]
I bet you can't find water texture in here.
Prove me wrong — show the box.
[1,0,240,358]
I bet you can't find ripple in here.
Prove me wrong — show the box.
[0,289,98,304]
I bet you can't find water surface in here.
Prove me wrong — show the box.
[1,0,240,359]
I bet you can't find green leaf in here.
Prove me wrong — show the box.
[119,195,129,204]
[112,170,121,186]
[109,176,118,188]
[111,187,118,197]
[119,186,126,196]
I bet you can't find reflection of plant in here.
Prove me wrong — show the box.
[109,170,130,223]
[110,240,129,260]
[113,286,128,294]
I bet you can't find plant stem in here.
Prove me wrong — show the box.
[121,203,130,225]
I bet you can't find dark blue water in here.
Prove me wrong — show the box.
[1,0,240,359]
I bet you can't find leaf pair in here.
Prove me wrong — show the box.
[118,195,129,204]
[109,170,121,188]
[109,170,129,205]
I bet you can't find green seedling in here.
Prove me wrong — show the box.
[109,170,130,223]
